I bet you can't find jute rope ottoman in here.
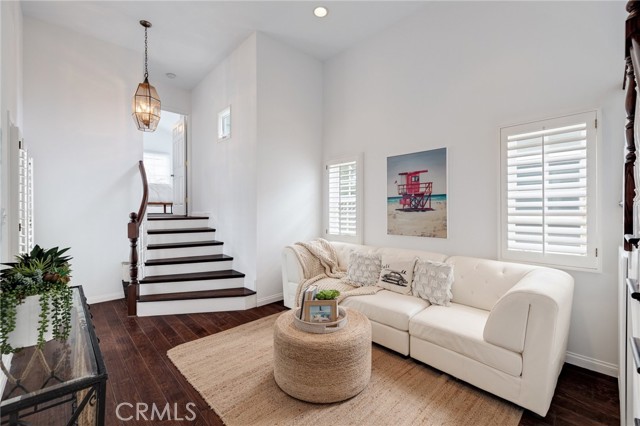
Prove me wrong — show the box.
[273,308,372,403]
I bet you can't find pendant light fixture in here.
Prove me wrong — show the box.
[132,20,161,132]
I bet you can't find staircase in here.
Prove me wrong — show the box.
[132,214,256,317]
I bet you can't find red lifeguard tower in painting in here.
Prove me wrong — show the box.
[396,170,433,211]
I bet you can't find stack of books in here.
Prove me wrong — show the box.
[299,285,317,320]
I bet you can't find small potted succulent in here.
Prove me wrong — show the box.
[315,289,340,300]
[0,245,73,354]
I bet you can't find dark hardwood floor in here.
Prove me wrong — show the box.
[90,298,619,425]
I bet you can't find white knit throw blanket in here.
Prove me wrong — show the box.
[290,239,381,307]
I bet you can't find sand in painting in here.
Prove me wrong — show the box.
[387,199,447,238]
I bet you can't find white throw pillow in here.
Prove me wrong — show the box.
[346,252,382,287]
[377,258,416,295]
[412,259,454,306]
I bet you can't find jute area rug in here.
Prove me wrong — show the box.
[167,313,523,426]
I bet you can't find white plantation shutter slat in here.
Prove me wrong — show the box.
[506,123,585,141]
[507,191,543,199]
[507,233,543,243]
[507,216,543,225]
[501,112,598,270]
[508,241,544,251]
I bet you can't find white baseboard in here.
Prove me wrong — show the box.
[566,351,618,377]
[257,292,283,306]
[86,292,125,305]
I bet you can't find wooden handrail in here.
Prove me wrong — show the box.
[127,161,149,316]
[136,160,149,223]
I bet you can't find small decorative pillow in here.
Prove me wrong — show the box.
[412,259,454,306]
[377,257,417,295]
[346,252,382,287]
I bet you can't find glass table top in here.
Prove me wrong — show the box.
[0,287,100,408]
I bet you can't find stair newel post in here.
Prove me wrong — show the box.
[127,212,140,316]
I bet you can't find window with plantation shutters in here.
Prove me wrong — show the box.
[500,111,600,271]
[325,156,363,244]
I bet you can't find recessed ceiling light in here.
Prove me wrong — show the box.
[313,6,328,18]
[166,72,176,79]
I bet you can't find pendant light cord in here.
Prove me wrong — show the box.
[144,26,149,79]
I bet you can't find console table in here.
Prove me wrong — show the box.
[0,286,107,425]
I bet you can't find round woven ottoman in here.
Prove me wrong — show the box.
[273,308,371,403]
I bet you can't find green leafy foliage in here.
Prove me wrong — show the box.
[315,289,340,300]
[0,245,73,354]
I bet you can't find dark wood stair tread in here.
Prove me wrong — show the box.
[145,254,233,266]
[140,270,245,284]
[147,215,209,221]
[147,240,223,250]
[138,287,256,303]
[148,227,216,235]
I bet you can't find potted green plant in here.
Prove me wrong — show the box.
[0,245,73,354]
[315,289,340,300]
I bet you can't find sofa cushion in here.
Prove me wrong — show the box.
[340,290,429,331]
[346,252,382,287]
[331,242,372,271]
[412,259,454,306]
[377,257,416,295]
[409,303,522,377]
[446,256,537,311]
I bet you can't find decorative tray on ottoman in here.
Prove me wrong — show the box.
[292,306,348,334]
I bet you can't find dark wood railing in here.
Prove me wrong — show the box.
[127,161,149,316]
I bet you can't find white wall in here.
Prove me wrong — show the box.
[190,32,323,303]
[323,1,625,374]
[143,128,172,156]
[256,33,323,305]
[190,33,259,292]
[143,110,183,157]
[23,17,191,303]
[0,0,23,262]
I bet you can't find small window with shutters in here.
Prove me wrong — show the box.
[499,111,600,271]
[325,155,363,244]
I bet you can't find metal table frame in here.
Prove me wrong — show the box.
[1,286,108,426]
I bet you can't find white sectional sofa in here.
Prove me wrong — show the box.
[281,241,574,416]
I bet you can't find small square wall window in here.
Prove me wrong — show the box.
[218,106,231,141]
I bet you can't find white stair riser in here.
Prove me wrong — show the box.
[137,294,257,316]
[146,219,209,230]
[146,245,223,260]
[144,260,234,276]
[147,232,214,245]
[139,277,245,296]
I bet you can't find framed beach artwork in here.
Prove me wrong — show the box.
[387,147,448,238]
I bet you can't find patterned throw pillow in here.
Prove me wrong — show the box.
[346,252,382,287]
[377,258,417,295]
[412,259,454,306]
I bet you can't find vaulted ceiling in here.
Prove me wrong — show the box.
[22,1,427,90]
